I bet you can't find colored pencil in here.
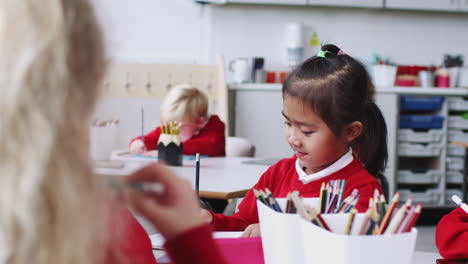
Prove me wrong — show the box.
[384,198,412,234]
[396,205,416,234]
[195,153,200,197]
[345,209,357,235]
[318,182,325,213]
[405,203,422,232]
[141,108,145,141]
[265,188,282,212]
[253,189,268,205]
[377,192,400,234]
[452,195,468,214]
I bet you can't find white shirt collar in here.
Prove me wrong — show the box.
[296,148,353,184]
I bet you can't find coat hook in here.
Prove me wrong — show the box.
[165,73,172,91]
[145,72,152,92]
[124,72,131,91]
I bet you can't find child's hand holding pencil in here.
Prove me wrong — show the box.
[122,163,205,240]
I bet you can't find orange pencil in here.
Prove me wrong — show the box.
[377,192,400,234]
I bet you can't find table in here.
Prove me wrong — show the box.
[153,250,441,264]
[94,151,270,199]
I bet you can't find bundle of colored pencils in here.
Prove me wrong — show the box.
[160,120,180,135]
[319,179,359,214]
[254,188,332,232]
[254,183,422,236]
[356,191,422,235]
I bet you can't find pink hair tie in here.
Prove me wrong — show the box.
[338,45,345,56]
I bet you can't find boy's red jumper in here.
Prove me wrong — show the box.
[131,115,225,157]
[436,207,468,259]
[210,156,382,231]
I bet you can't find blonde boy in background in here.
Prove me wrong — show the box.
[130,84,226,157]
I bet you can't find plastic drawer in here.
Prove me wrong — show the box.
[446,189,464,203]
[398,143,442,157]
[447,170,464,184]
[448,97,468,111]
[398,129,442,143]
[397,170,441,184]
[448,145,466,157]
[448,116,468,130]
[400,115,444,129]
[399,189,440,204]
[447,157,465,171]
[400,96,445,111]
[448,130,468,142]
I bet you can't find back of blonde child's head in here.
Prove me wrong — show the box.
[160,84,209,123]
[0,1,110,264]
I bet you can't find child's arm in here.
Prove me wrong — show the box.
[183,115,226,157]
[436,207,468,259]
[129,127,161,151]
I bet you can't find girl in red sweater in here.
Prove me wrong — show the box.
[129,84,226,157]
[436,207,468,259]
[202,44,388,237]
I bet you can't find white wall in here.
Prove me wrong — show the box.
[210,5,468,73]
[93,0,212,63]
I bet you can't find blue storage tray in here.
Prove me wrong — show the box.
[400,96,445,111]
[399,115,444,129]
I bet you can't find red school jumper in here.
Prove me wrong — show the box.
[210,157,383,231]
[130,115,226,157]
[436,207,468,259]
[109,208,227,264]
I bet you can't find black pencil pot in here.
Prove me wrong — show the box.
[158,134,183,166]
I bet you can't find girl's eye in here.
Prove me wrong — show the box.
[302,131,313,135]
[284,121,292,127]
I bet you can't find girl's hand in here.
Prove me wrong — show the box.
[200,208,214,224]
[130,140,146,154]
[241,223,261,237]
[123,163,204,240]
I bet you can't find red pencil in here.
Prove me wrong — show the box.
[377,192,400,234]
[405,203,422,232]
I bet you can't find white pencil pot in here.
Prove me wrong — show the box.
[90,123,118,161]
[258,199,417,264]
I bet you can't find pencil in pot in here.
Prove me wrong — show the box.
[195,153,200,197]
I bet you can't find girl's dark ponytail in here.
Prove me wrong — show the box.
[354,100,388,176]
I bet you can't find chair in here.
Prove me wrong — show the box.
[226,136,256,157]
[376,172,390,201]
[222,137,255,215]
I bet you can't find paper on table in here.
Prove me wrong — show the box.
[150,231,242,249]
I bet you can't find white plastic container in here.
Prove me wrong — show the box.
[90,121,118,161]
[448,144,466,156]
[397,170,441,184]
[448,97,468,111]
[258,200,417,264]
[285,22,303,67]
[447,170,464,184]
[447,157,465,171]
[372,65,397,87]
[399,189,440,204]
[398,129,442,143]
[448,116,468,130]
[448,130,468,142]
[398,143,442,157]
[446,189,464,203]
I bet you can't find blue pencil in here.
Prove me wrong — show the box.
[141,108,144,141]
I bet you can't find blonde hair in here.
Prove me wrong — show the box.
[0,1,110,264]
[160,84,209,123]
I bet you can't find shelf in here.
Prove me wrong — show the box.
[229,84,468,95]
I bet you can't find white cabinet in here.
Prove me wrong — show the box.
[385,0,460,12]
[460,0,468,11]
[308,0,383,8]
[226,0,306,4]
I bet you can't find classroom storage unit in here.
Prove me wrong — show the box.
[377,88,468,208]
